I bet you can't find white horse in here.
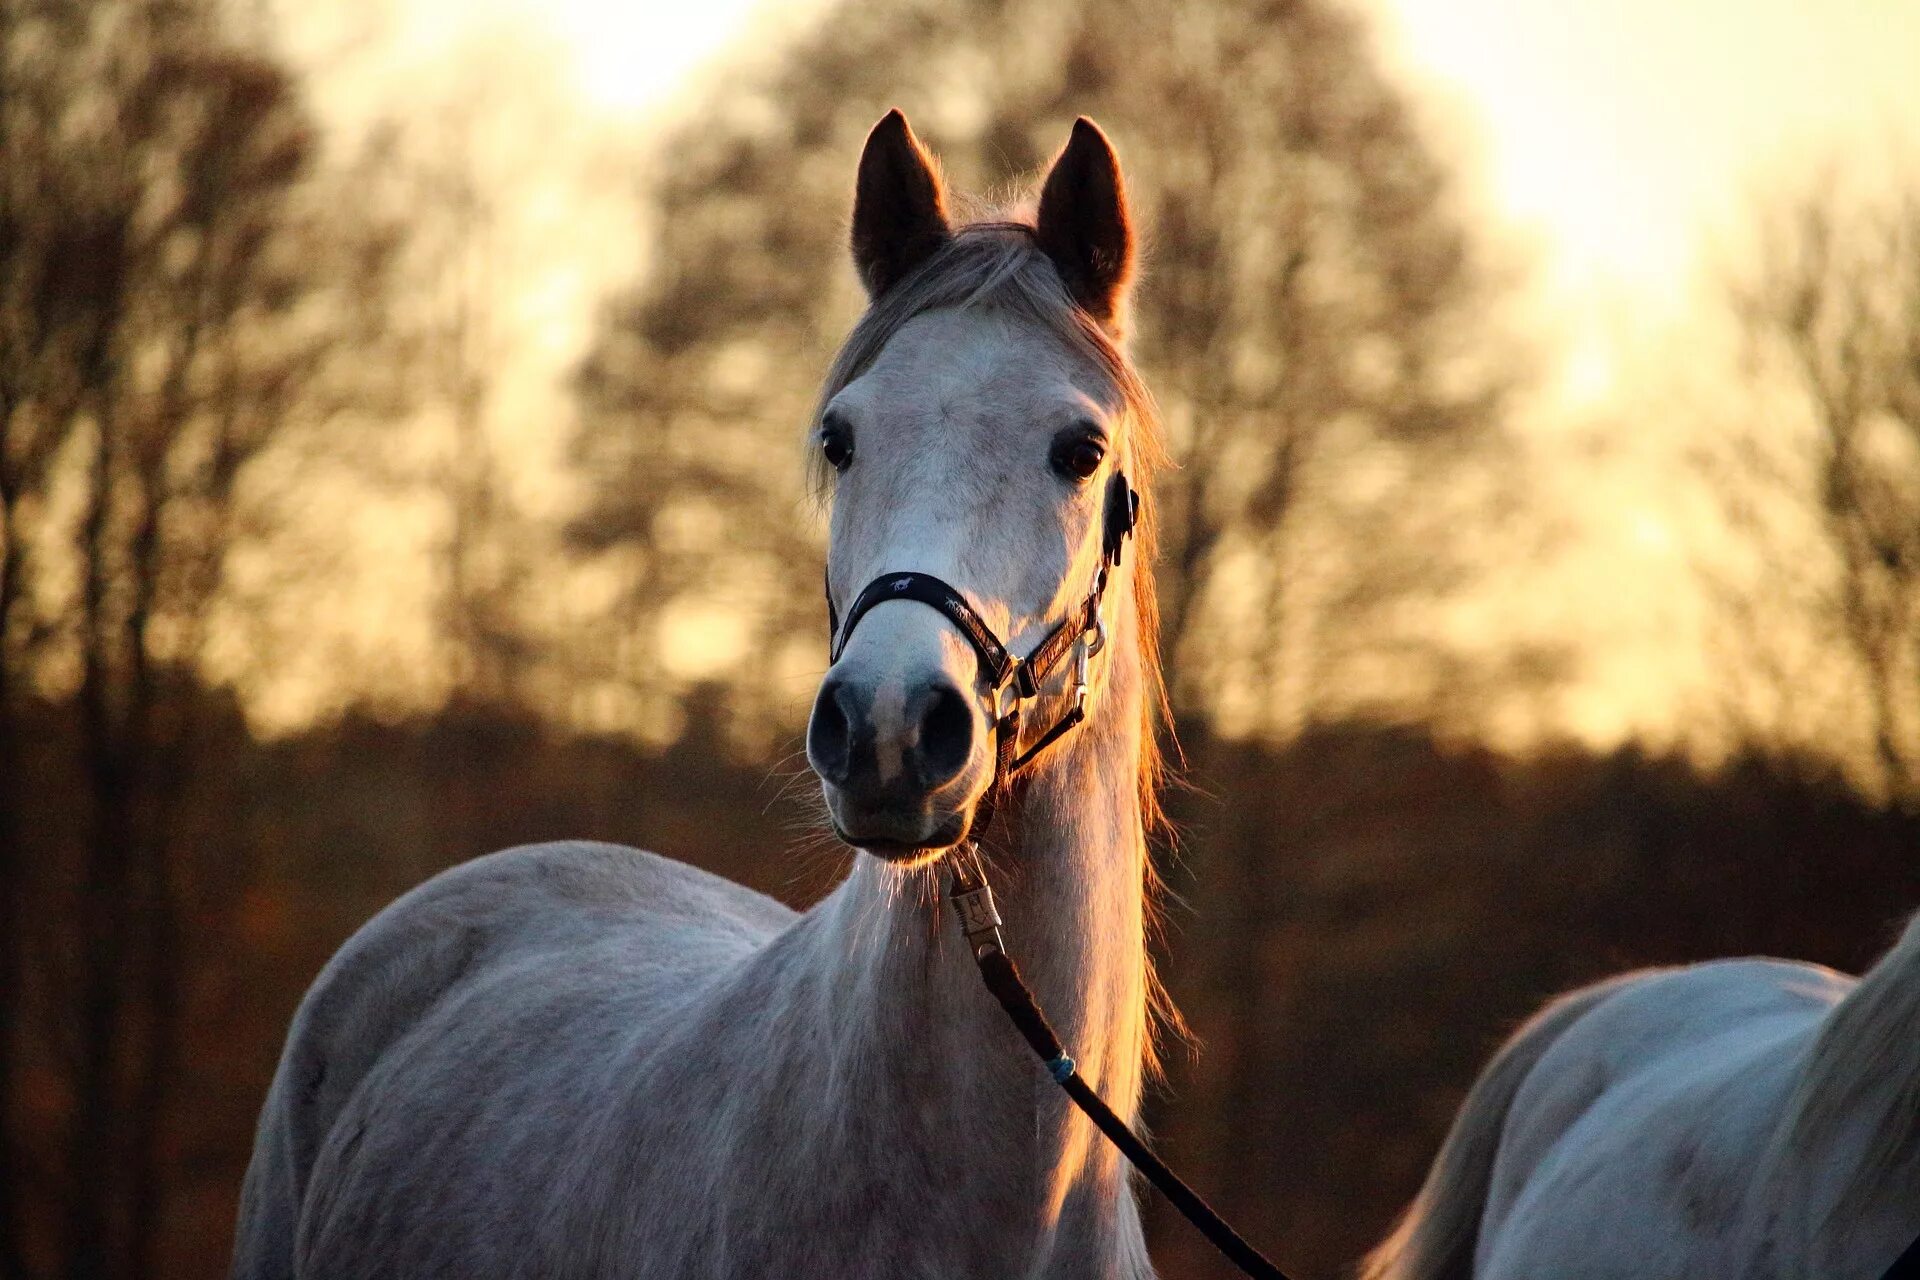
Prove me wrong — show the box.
[1363,914,1920,1279]
[232,112,1178,1278]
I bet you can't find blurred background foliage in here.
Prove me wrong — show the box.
[1,0,1917,1276]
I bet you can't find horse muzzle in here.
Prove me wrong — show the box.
[807,672,986,858]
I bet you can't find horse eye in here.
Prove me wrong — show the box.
[1050,434,1105,482]
[819,419,854,473]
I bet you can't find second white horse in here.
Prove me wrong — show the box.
[1366,915,1920,1279]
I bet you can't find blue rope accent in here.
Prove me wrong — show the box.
[1046,1053,1076,1083]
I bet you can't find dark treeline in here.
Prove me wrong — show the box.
[5,685,802,1276]
[9,686,1916,1276]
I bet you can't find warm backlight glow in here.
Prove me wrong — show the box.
[1378,0,1920,307]
[540,0,777,114]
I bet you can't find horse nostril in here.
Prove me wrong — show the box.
[916,681,973,787]
[807,677,857,786]
[810,675,971,799]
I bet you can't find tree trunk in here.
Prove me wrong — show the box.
[0,484,31,1280]
[65,412,133,1280]
[0,18,30,1266]
[125,825,180,1280]
[121,477,177,1280]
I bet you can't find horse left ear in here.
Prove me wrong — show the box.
[851,109,952,299]
[1035,118,1135,330]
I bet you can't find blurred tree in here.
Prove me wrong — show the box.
[569,0,1530,744]
[1705,171,1920,803]
[409,111,538,710]
[0,0,400,1273]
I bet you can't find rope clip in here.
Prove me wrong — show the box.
[947,844,1007,959]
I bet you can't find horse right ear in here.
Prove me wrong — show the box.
[851,109,952,299]
[1035,118,1135,331]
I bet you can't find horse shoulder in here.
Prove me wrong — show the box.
[233,840,794,1279]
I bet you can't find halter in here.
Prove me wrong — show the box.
[820,467,1291,1280]
[825,468,1139,829]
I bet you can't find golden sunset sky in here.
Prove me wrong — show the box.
[268,0,1920,751]
[532,0,1920,321]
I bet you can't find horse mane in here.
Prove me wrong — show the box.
[1780,910,1920,1226]
[807,217,1184,1059]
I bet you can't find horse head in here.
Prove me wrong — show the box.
[807,110,1153,862]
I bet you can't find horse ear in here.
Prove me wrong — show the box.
[1034,117,1135,329]
[851,109,952,299]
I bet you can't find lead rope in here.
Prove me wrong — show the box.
[946,846,1290,1280]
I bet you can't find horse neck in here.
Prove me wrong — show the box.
[989,609,1154,1112]
[809,595,1152,1192]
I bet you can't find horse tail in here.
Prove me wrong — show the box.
[1359,977,1631,1280]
